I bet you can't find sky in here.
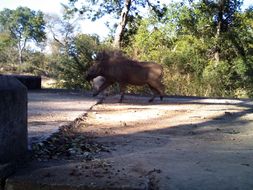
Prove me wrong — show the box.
[0,0,111,39]
[0,0,252,39]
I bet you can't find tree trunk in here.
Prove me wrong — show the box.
[113,0,132,49]
[214,0,225,64]
[17,38,27,64]
[18,49,23,65]
[214,21,221,64]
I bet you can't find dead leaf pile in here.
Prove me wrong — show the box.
[31,123,108,161]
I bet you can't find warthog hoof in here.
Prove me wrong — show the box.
[148,98,154,102]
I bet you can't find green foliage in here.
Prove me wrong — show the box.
[203,61,234,97]
[0,7,46,42]
[17,51,49,75]
[0,32,13,49]
[122,1,253,98]
[161,35,207,96]
[52,34,101,89]
[0,7,46,64]
[0,32,17,65]
[124,18,173,62]
[67,0,167,20]
[67,0,168,48]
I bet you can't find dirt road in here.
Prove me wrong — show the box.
[6,94,253,190]
[79,95,253,189]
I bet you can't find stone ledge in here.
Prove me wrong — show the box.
[4,75,41,90]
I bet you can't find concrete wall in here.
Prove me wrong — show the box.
[0,76,27,164]
[11,75,41,90]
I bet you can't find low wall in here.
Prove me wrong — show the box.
[11,75,41,90]
[0,76,28,164]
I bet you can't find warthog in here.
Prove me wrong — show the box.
[85,51,165,102]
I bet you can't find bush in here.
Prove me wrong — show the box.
[51,34,101,90]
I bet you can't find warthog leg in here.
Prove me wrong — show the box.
[148,81,165,102]
[119,83,127,103]
[148,85,157,102]
[93,80,113,97]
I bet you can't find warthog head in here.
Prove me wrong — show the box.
[85,62,102,81]
[85,51,108,81]
[85,59,102,81]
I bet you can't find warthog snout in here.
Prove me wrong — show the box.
[85,73,93,81]
[85,62,101,82]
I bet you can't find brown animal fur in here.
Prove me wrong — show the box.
[86,51,165,102]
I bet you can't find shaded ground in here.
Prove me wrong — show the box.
[6,94,253,190]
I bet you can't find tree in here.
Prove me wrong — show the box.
[67,0,167,48]
[0,7,46,64]
[45,13,77,54]
[123,1,253,97]
[45,13,101,88]
[0,32,17,65]
[45,13,85,73]
[175,0,244,63]
[205,0,243,63]
[50,34,100,89]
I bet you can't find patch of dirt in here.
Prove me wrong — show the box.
[32,95,253,189]
[28,89,97,145]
